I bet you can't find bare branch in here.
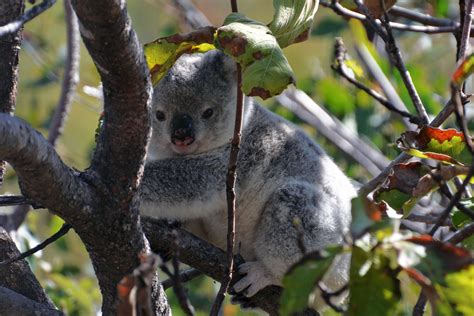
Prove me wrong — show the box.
[0,195,29,206]
[320,1,458,34]
[143,218,282,315]
[333,38,421,125]
[277,88,389,176]
[390,6,456,27]
[47,0,80,146]
[354,44,415,130]
[0,0,56,38]
[446,223,474,244]
[161,268,202,290]
[0,114,96,223]
[377,3,430,124]
[0,286,63,316]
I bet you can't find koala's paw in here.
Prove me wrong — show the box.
[232,261,274,297]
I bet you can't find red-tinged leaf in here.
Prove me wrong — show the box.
[397,126,472,165]
[406,236,472,277]
[452,53,474,87]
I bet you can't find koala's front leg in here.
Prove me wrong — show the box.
[233,181,350,299]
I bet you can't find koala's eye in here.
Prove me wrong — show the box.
[156,111,166,121]
[202,108,214,119]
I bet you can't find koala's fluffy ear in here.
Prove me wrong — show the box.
[206,50,237,82]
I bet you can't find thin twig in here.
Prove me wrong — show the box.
[277,88,389,175]
[161,268,202,290]
[333,38,421,125]
[390,6,456,27]
[171,231,195,316]
[412,292,427,316]
[0,223,71,267]
[0,0,57,37]
[378,2,430,124]
[320,1,459,34]
[318,282,347,313]
[47,0,79,146]
[210,1,242,313]
[446,223,474,244]
[429,164,474,235]
[0,195,29,206]
[354,44,415,130]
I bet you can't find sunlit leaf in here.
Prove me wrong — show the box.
[269,0,319,48]
[439,265,474,315]
[397,126,472,165]
[347,246,400,315]
[280,246,341,315]
[217,13,295,99]
[144,26,216,85]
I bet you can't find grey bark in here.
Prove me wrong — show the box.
[0,0,24,187]
[0,286,63,316]
[0,228,56,309]
[0,0,170,314]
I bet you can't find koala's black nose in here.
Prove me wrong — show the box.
[171,114,195,145]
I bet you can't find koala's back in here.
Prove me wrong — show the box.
[196,100,355,259]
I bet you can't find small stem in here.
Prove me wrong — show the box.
[210,52,244,316]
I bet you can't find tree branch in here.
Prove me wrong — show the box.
[0,0,25,187]
[320,1,459,34]
[143,218,282,316]
[0,227,56,308]
[0,114,96,223]
[47,0,80,146]
[71,0,152,204]
[0,0,56,37]
[0,286,63,316]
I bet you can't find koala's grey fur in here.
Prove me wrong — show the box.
[140,51,356,306]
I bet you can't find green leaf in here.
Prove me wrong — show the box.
[440,265,474,315]
[268,0,319,48]
[217,13,295,99]
[279,247,341,315]
[347,246,400,316]
[143,27,216,85]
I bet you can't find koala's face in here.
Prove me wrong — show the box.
[148,51,237,159]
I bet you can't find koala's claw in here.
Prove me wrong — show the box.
[232,261,273,297]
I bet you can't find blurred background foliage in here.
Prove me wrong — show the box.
[0,0,467,314]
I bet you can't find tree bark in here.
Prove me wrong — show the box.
[0,0,24,186]
[0,286,63,316]
[0,228,56,309]
[0,0,170,314]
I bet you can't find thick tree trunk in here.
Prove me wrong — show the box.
[0,0,24,186]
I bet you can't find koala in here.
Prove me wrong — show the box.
[140,50,356,306]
